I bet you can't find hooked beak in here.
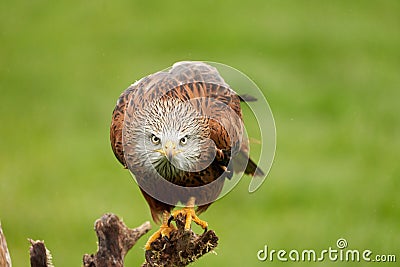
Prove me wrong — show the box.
[164,140,175,161]
[155,140,179,161]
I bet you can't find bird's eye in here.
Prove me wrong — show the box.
[151,134,160,145]
[180,135,188,145]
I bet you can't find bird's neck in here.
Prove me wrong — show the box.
[155,160,183,183]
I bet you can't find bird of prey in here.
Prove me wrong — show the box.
[110,61,263,249]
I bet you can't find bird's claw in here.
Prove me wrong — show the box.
[167,215,174,227]
[145,212,176,250]
[169,206,208,233]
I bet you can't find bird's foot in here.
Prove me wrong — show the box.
[168,206,208,233]
[145,213,176,250]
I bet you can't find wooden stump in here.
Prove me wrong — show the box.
[0,222,12,267]
[17,212,219,266]
[143,213,218,267]
[83,213,151,267]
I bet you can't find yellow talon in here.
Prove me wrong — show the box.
[145,198,209,250]
[145,211,176,250]
[169,197,208,232]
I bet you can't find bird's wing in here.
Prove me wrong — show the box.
[110,87,134,168]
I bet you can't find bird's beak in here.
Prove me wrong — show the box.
[164,140,176,161]
[154,140,178,161]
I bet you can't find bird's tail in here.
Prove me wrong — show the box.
[233,149,264,177]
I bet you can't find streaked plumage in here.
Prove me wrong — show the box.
[110,61,262,223]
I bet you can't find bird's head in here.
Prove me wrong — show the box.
[131,98,213,178]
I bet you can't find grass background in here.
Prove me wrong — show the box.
[1,0,399,266]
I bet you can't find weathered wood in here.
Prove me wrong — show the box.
[15,212,218,266]
[29,239,54,267]
[0,222,12,267]
[83,213,151,267]
[143,213,219,267]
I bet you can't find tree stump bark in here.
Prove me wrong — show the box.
[29,239,54,267]
[83,213,151,267]
[16,212,219,266]
[0,222,12,267]
[143,213,219,267]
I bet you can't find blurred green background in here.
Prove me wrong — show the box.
[1,0,399,266]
